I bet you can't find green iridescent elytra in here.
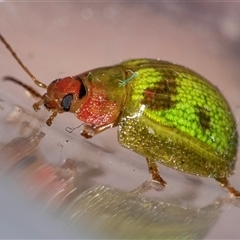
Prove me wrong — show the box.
[114,59,237,178]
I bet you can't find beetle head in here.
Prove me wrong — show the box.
[39,76,87,125]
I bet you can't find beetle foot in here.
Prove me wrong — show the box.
[33,100,43,112]
[216,177,240,198]
[228,187,240,198]
[151,174,167,186]
[81,125,96,139]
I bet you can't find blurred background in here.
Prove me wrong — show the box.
[0,2,240,239]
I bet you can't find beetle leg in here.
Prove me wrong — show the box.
[33,100,44,111]
[46,110,58,126]
[146,158,167,186]
[81,122,117,139]
[81,112,123,139]
[215,178,240,197]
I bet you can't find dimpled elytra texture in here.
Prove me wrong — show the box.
[118,59,238,177]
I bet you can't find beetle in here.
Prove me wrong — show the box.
[0,33,239,197]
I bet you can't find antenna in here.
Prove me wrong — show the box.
[0,33,47,89]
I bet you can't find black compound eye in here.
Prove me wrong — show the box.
[61,94,73,111]
[79,84,86,99]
